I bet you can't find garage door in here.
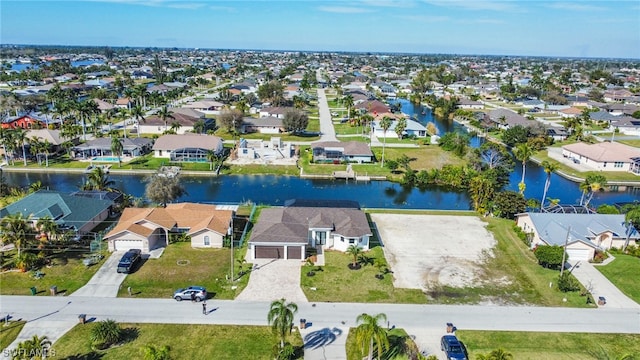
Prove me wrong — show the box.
[566,248,591,261]
[287,246,302,260]
[114,240,144,252]
[255,246,284,259]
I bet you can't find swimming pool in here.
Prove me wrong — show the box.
[91,156,120,162]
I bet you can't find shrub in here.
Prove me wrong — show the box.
[534,245,564,269]
[557,272,581,292]
[512,225,530,246]
[90,319,123,348]
[591,251,608,263]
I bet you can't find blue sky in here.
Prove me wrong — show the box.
[1,0,639,58]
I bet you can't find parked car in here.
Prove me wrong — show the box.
[116,249,142,274]
[441,335,467,360]
[173,286,207,302]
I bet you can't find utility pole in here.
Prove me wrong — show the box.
[230,215,234,283]
[560,226,571,276]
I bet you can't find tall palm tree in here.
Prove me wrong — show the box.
[394,117,407,140]
[77,100,100,141]
[111,136,124,167]
[579,173,607,207]
[12,128,28,166]
[193,119,206,134]
[156,105,174,132]
[379,116,392,168]
[28,137,43,166]
[513,143,533,194]
[623,205,640,251]
[84,166,115,191]
[354,313,389,360]
[169,121,182,134]
[343,94,354,119]
[0,212,31,257]
[36,215,57,243]
[540,160,559,210]
[267,298,298,349]
[130,105,145,138]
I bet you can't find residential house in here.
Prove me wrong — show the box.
[105,203,233,253]
[93,99,116,112]
[72,137,152,159]
[488,108,531,129]
[603,103,639,116]
[610,116,640,136]
[311,141,374,163]
[241,116,284,134]
[139,108,211,135]
[152,134,223,162]
[561,141,640,175]
[115,97,133,109]
[457,98,483,110]
[372,114,427,138]
[604,89,633,102]
[248,206,372,260]
[259,107,289,119]
[0,190,114,236]
[559,107,583,118]
[26,129,74,154]
[182,100,224,115]
[1,113,56,129]
[515,212,639,261]
[354,100,391,115]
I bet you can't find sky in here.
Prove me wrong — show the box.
[1,0,639,59]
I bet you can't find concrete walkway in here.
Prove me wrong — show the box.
[69,252,127,298]
[235,259,308,303]
[569,260,640,309]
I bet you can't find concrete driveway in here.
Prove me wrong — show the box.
[236,259,308,303]
[570,260,639,309]
[70,252,128,298]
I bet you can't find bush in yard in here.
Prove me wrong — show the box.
[90,319,123,349]
[512,225,530,246]
[534,245,564,269]
[557,272,581,292]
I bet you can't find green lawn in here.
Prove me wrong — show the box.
[0,321,26,349]
[596,253,640,304]
[52,323,303,360]
[0,249,108,296]
[118,242,250,300]
[457,330,640,360]
[617,139,640,148]
[532,151,640,182]
[301,247,427,303]
[222,165,299,176]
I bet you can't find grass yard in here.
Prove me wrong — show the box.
[301,247,426,303]
[0,249,108,296]
[222,164,299,176]
[118,242,250,300]
[617,139,640,148]
[52,323,303,360]
[0,321,25,349]
[532,151,639,182]
[596,253,640,304]
[457,330,640,360]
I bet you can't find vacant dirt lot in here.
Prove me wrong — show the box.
[370,214,496,290]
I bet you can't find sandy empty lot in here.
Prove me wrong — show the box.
[370,214,496,290]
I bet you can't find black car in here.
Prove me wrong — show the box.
[441,335,467,360]
[116,249,142,274]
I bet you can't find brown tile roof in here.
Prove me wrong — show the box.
[105,203,232,239]
[249,207,371,244]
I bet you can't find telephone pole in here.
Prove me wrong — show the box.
[560,226,571,276]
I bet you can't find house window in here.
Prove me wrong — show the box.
[349,238,356,244]
[340,236,344,242]
[204,236,210,246]
[614,162,624,168]
[603,162,607,167]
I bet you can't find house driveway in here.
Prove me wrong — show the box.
[569,260,639,309]
[70,252,128,298]
[236,259,308,303]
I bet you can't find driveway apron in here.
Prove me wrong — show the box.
[569,260,639,309]
[70,252,128,298]
[236,259,308,303]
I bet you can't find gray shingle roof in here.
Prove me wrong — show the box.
[249,207,371,244]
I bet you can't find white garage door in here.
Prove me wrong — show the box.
[114,240,144,252]
[566,248,591,261]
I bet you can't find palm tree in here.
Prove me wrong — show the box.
[379,116,392,168]
[90,319,123,348]
[140,344,171,360]
[354,313,389,360]
[623,205,640,251]
[394,117,407,140]
[579,173,607,207]
[346,244,363,268]
[206,149,219,171]
[343,94,354,119]
[15,334,52,359]
[36,215,57,243]
[540,160,559,210]
[513,143,533,194]
[130,105,145,138]
[29,137,43,166]
[193,119,206,134]
[12,128,28,166]
[111,136,124,167]
[267,298,298,349]
[169,121,182,134]
[0,212,31,257]
[84,166,115,191]
[156,105,175,132]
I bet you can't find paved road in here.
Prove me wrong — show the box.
[1,295,639,358]
[316,88,338,142]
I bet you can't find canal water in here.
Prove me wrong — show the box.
[2,98,638,209]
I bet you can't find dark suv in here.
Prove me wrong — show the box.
[441,335,467,360]
[116,249,142,274]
